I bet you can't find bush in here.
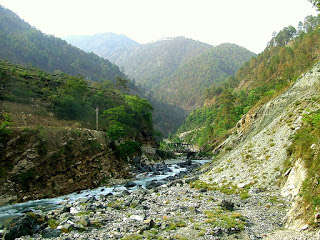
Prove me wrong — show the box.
[0,113,13,141]
[155,149,176,159]
[115,141,141,161]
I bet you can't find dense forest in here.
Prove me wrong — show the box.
[0,6,125,83]
[0,6,183,136]
[177,15,320,150]
[154,43,256,110]
[66,36,255,111]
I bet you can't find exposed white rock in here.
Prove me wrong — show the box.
[129,215,144,221]
[201,61,320,230]
[281,158,307,201]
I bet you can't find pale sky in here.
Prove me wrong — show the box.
[0,0,317,53]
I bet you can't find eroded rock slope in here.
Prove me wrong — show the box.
[201,61,320,230]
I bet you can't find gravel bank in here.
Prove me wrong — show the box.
[2,174,317,240]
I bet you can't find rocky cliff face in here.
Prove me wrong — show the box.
[0,127,131,206]
[201,61,320,230]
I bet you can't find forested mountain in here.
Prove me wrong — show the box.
[63,33,139,62]
[154,43,256,110]
[177,15,320,150]
[236,15,320,90]
[0,60,157,201]
[66,35,255,110]
[0,6,125,82]
[0,5,188,136]
[109,37,212,88]
[0,60,154,141]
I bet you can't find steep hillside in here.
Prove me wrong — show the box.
[0,6,125,82]
[236,15,320,90]
[66,35,255,111]
[0,61,156,204]
[156,43,256,110]
[66,36,212,85]
[178,15,320,149]
[175,14,320,233]
[201,61,320,231]
[111,37,212,88]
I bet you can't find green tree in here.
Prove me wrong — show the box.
[0,113,13,140]
[219,88,236,129]
[309,0,320,10]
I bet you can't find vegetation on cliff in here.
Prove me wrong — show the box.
[286,105,320,224]
[0,60,154,142]
[0,60,155,202]
[178,15,320,150]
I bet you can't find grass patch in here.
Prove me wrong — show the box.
[47,219,60,229]
[286,108,320,224]
[204,208,246,230]
[189,180,250,199]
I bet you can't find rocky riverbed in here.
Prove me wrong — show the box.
[1,159,319,240]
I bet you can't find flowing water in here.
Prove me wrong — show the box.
[0,159,210,226]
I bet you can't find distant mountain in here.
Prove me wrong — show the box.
[66,35,255,110]
[155,43,256,110]
[0,6,125,82]
[109,37,213,87]
[63,33,139,62]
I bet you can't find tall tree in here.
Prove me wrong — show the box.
[309,0,320,10]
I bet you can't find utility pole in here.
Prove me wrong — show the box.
[95,107,99,130]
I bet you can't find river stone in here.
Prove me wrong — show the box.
[146,180,165,189]
[41,228,62,238]
[70,207,80,215]
[2,213,44,240]
[143,219,155,229]
[60,212,72,220]
[61,203,72,213]
[78,198,88,204]
[121,190,131,196]
[57,223,73,232]
[220,199,235,211]
[130,215,144,221]
[124,181,136,188]
[184,176,199,184]
[301,224,309,230]
[79,216,90,227]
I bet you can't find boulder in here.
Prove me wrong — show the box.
[79,216,90,227]
[145,180,165,189]
[130,215,144,221]
[2,212,46,240]
[220,199,234,211]
[124,181,136,188]
[57,223,73,233]
[143,219,156,229]
[41,228,62,238]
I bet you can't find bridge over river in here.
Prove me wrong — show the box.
[165,142,198,158]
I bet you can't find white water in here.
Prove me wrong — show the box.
[0,159,210,225]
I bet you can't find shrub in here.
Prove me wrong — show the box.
[0,113,13,140]
[115,141,141,161]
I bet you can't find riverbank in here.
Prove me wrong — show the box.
[2,160,319,239]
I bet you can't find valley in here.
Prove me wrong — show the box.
[1,2,320,240]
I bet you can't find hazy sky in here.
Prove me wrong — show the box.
[0,0,317,53]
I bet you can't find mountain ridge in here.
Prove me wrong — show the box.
[65,34,256,111]
[0,6,126,82]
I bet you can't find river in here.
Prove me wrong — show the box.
[0,159,210,226]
